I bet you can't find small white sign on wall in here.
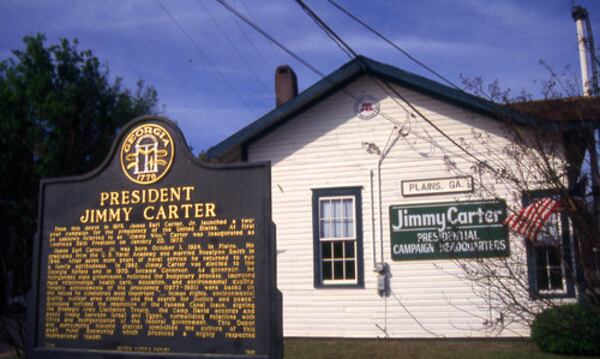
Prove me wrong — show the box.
[354,95,379,120]
[401,176,473,197]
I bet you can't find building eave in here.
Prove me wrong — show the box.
[206,56,556,161]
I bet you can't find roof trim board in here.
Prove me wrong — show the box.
[206,56,563,161]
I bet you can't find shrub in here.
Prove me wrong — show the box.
[531,304,600,355]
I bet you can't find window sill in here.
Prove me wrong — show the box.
[531,290,575,299]
[314,283,365,289]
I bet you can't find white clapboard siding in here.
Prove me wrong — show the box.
[248,75,539,338]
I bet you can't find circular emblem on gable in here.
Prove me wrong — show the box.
[354,95,379,120]
[120,123,174,185]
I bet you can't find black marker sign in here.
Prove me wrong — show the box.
[28,116,282,359]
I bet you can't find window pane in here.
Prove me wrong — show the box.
[333,241,343,259]
[547,214,560,237]
[345,260,356,279]
[322,261,332,280]
[334,219,343,237]
[320,220,331,238]
[547,247,561,266]
[344,219,354,238]
[537,266,549,290]
[537,210,562,244]
[322,241,332,259]
[333,200,342,218]
[344,241,355,258]
[549,269,564,290]
[343,199,353,218]
[535,247,548,268]
[320,200,332,220]
[333,261,344,279]
[535,245,566,292]
[535,247,549,290]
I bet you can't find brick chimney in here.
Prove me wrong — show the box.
[275,65,298,107]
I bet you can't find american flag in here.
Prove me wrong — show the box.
[504,198,561,241]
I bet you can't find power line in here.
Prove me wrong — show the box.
[378,79,484,165]
[196,0,271,93]
[228,3,276,77]
[215,0,327,78]
[155,0,257,116]
[217,0,411,129]
[294,0,490,167]
[219,0,491,169]
[236,0,287,66]
[295,0,356,60]
[220,1,414,129]
[326,0,461,91]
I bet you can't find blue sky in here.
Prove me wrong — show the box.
[1,0,599,154]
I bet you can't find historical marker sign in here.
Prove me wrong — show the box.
[28,117,282,358]
[389,200,509,260]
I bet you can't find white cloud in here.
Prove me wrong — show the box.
[44,1,209,32]
[446,0,567,33]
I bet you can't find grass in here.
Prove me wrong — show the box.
[284,338,600,359]
[3,339,598,358]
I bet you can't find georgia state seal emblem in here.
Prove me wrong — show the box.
[120,123,174,185]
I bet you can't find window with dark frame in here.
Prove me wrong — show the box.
[524,191,575,298]
[312,187,364,288]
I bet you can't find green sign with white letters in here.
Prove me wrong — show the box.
[389,200,509,260]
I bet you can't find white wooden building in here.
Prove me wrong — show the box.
[206,57,579,338]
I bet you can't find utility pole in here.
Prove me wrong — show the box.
[573,6,592,95]
[572,6,600,96]
[572,5,600,299]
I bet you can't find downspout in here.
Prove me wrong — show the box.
[363,126,404,267]
[377,153,385,265]
[377,126,402,265]
[370,169,377,269]
[363,120,407,337]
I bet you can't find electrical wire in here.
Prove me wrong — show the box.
[295,0,496,170]
[326,0,461,91]
[216,0,327,78]
[377,78,486,165]
[196,0,271,93]
[236,0,287,65]
[229,3,276,76]
[219,0,490,170]
[155,0,257,116]
[295,0,356,60]
[216,0,409,130]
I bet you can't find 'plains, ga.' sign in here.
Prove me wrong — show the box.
[389,200,509,260]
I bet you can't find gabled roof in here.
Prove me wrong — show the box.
[205,56,556,161]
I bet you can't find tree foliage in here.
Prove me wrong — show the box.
[531,304,600,355]
[433,66,600,337]
[0,34,158,353]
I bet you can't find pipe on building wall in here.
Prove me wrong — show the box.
[369,169,377,270]
[573,6,592,96]
[376,126,402,265]
[363,126,404,271]
[377,158,385,264]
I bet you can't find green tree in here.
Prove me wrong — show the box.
[0,34,159,354]
[436,68,600,340]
